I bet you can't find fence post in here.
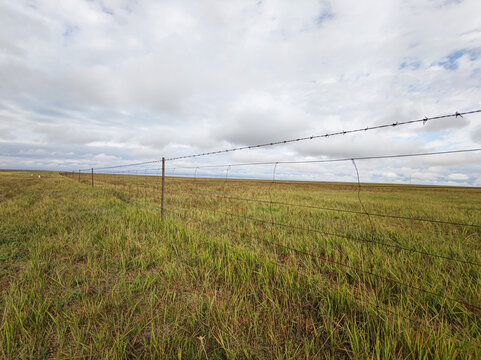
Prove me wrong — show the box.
[161,157,165,220]
[91,168,94,187]
[78,170,80,182]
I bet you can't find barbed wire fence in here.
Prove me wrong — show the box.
[61,109,481,326]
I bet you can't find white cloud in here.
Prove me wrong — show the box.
[447,173,469,181]
[0,0,480,185]
[92,153,121,162]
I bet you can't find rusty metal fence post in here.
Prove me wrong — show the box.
[91,168,94,187]
[161,157,165,220]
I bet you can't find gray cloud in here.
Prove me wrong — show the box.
[34,124,102,145]
[215,90,311,145]
[0,126,14,140]
[0,0,481,185]
[472,126,481,143]
[293,134,426,159]
[421,115,470,132]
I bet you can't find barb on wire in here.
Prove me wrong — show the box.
[79,109,481,171]
[166,110,481,162]
[163,147,481,169]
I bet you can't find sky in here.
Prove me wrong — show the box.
[1,0,481,185]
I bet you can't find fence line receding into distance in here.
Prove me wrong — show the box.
[61,109,481,326]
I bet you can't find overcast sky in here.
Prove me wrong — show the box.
[1,0,481,185]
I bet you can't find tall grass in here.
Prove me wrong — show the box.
[1,170,480,359]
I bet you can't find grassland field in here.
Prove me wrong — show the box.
[1,170,481,359]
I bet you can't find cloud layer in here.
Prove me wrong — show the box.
[1,0,481,185]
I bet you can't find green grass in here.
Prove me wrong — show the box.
[1,170,480,359]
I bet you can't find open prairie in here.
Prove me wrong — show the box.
[1,170,481,359]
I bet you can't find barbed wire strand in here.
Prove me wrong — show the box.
[65,171,481,228]
[166,110,481,162]
[87,147,481,173]
[164,148,481,169]
[79,110,481,171]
